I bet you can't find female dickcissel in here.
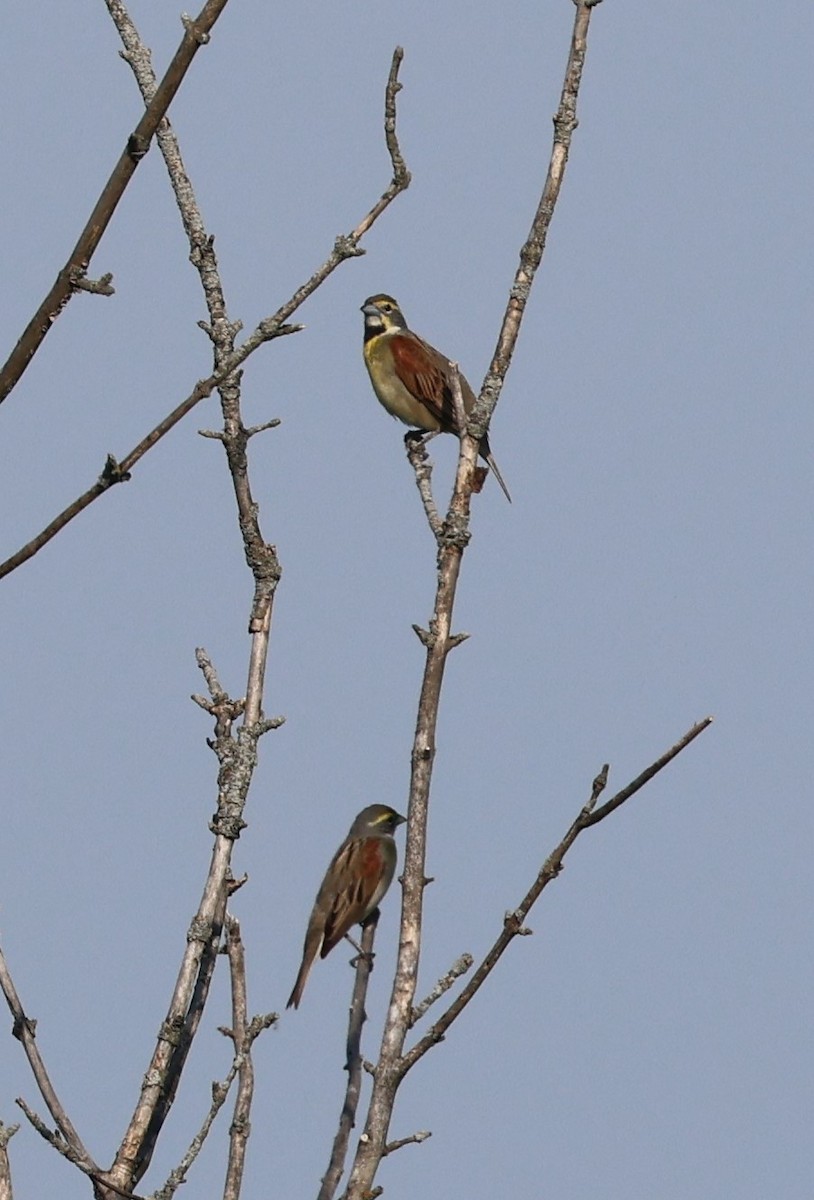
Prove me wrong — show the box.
[286,803,406,1010]
[361,294,511,502]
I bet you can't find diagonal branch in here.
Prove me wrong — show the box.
[401,717,713,1071]
[106,871,230,1192]
[583,718,711,826]
[147,916,275,1200]
[0,945,97,1174]
[0,324,298,582]
[0,0,231,407]
[0,45,410,584]
[96,15,410,1197]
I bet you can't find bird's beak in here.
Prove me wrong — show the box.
[361,302,380,317]
[395,811,407,826]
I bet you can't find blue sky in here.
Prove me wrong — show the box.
[1,2,812,1197]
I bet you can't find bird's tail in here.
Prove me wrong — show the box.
[286,962,311,1010]
[480,435,512,503]
[287,938,320,1010]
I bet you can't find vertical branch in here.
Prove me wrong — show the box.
[318,914,379,1200]
[222,916,251,1200]
[98,13,411,1199]
[0,1122,19,1200]
[343,4,604,1197]
[473,0,604,435]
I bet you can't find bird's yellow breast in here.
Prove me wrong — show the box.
[363,331,441,431]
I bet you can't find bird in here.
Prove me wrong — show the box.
[286,803,407,1010]
[361,293,511,502]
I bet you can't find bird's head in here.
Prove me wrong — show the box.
[349,803,407,837]
[361,294,408,336]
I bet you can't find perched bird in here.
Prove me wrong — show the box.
[286,803,406,1010]
[361,293,511,502]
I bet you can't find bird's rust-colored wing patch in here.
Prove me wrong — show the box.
[321,837,384,956]
[390,332,462,433]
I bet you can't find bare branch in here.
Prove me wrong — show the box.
[584,718,712,826]
[0,1121,19,1200]
[404,433,443,536]
[447,363,467,438]
[102,18,408,1198]
[318,913,380,1200]
[222,915,271,1200]
[70,272,115,296]
[346,47,411,243]
[0,947,96,1172]
[14,1099,127,1198]
[472,0,605,440]
[0,0,232,406]
[0,44,410,582]
[410,955,474,1026]
[342,11,616,1195]
[0,322,298,582]
[108,880,229,1191]
[150,952,275,1200]
[401,717,713,1072]
[382,1130,431,1157]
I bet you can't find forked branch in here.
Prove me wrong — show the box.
[402,718,712,1071]
[0,43,410,583]
[343,5,608,1198]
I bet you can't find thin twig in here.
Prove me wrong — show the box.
[472,0,605,439]
[0,323,298,582]
[410,955,474,1026]
[0,0,231,407]
[152,998,277,1200]
[404,434,443,536]
[0,947,96,1172]
[382,1130,431,1157]
[318,914,379,1200]
[0,45,410,583]
[401,718,712,1071]
[222,916,258,1200]
[448,364,467,438]
[150,1045,243,1200]
[584,718,712,826]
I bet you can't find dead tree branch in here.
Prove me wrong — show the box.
[318,914,380,1200]
[0,1121,18,1200]
[0,946,96,1174]
[94,16,409,1199]
[0,44,410,584]
[0,0,231,407]
[344,5,606,1197]
[149,918,275,1200]
[402,719,712,1070]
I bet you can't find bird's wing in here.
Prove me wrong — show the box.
[390,332,473,434]
[321,837,386,956]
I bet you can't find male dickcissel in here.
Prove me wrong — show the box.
[286,803,406,1010]
[361,294,511,502]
